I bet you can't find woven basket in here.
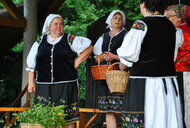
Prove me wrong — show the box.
[106,62,129,94]
[91,54,118,80]
[20,123,44,128]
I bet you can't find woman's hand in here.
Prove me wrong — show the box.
[119,62,128,71]
[74,45,93,69]
[74,58,81,69]
[103,52,119,62]
[28,82,36,93]
[28,72,36,93]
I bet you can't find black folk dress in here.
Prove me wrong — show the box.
[96,29,127,112]
[34,33,79,123]
[117,16,183,128]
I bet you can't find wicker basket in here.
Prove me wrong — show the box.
[106,62,129,94]
[91,54,118,80]
[20,123,44,128]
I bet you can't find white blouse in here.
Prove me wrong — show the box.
[117,18,183,67]
[93,28,127,56]
[26,33,91,72]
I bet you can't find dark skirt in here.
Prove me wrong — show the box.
[97,80,124,112]
[176,72,186,128]
[122,78,145,128]
[122,77,183,128]
[34,81,79,123]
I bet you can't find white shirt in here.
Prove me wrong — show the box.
[93,28,127,55]
[117,17,183,68]
[26,33,91,72]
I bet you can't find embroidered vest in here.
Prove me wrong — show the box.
[101,30,127,64]
[130,17,176,76]
[102,30,127,54]
[35,34,77,84]
[175,24,190,71]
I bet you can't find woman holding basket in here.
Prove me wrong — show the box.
[117,0,184,127]
[93,10,128,128]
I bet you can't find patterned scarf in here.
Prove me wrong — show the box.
[166,4,187,21]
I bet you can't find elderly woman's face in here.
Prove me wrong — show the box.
[49,17,64,37]
[164,10,182,27]
[111,13,123,29]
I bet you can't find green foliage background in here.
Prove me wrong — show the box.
[0,0,141,108]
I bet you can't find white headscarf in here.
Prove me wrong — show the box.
[105,10,126,29]
[42,14,62,35]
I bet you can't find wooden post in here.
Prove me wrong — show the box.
[21,0,37,106]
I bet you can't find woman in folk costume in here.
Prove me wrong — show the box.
[93,10,128,128]
[165,5,190,128]
[26,14,93,128]
[117,0,184,127]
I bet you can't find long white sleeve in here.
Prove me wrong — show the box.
[117,20,147,67]
[174,28,184,61]
[93,36,103,56]
[26,42,39,72]
[70,35,91,55]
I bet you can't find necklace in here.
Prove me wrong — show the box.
[152,11,160,16]
[52,38,57,42]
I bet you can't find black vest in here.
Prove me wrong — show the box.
[130,17,176,76]
[35,34,77,83]
[101,30,127,64]
[102,29,127,54]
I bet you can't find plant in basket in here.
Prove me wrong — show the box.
[13,97,66,128]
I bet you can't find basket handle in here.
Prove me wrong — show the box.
[97,53,111,65]
[107,62,120,71]
[97,54,102,65]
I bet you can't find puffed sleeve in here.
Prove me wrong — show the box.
[67,34,91,55]
[93,35,104,56]
[117,20,147,67]
[26,42,39,72]
[174,28,184,61]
